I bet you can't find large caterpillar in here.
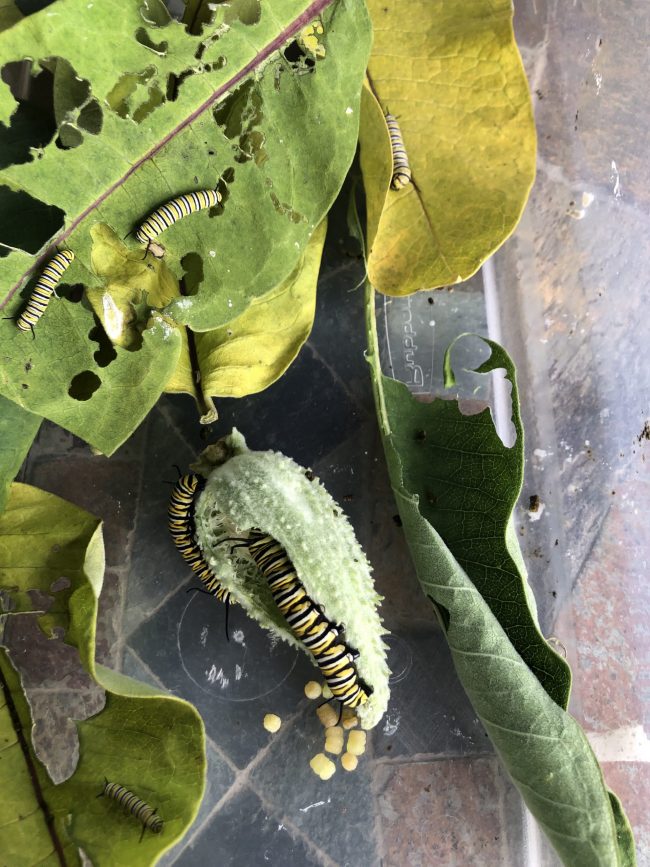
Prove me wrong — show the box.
[233,530,371,709]
[168,474,231,604]
[135,190,220,246]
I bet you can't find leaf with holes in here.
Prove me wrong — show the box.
[0,483,206,865]
[365,288,636,867]
[359,0,536,295]
[166,218,326,420]
[0,0,371,453]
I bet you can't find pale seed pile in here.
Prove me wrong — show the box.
[261,680,368,781]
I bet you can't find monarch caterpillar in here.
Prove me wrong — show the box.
[11,250,75,336]
[229,530,371,709]
[385,113,412,190]
[99,779,163,836]
[135,190,221,245]
[168,473,231,604]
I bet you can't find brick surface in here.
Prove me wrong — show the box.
[376,758,519,867]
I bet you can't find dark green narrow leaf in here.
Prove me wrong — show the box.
[365,284,635,867]
[385,332,570,707]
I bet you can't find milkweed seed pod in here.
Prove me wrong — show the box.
[193,429,390,729]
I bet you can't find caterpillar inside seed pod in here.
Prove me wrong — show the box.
[190,429,390,730]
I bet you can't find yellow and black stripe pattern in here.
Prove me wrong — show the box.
[246,530,370,708]
[168,474,230,603]
[385,113,412,190]
[135,190,221,244]
[101,780,163,834]
[16,250,74,334]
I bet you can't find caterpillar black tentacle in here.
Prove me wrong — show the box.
[385,113,412,191]
[99,780,163,837]
[168,474,231,605]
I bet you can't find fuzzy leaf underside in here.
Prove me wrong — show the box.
[359,0,536,294]
[365,288,635,866]
[0,483,206,866]
[166,217,326,410]
[0,0,370,453]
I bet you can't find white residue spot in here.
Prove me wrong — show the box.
[232,629,245,645]
[383,713,400,736]
[235,664,243,681]
[528,502,546,522]
[428,320,435,327]
[533,448,550,459]
[581,191,595,207]
[610,160,622,199]
[594,71,603,93]
[345,106,353,115]
[227,299,233,308]
[102,293,124,341]
[175,298,191,309]
[206,665,229,688]
[299,798,330,813]
[200,625,208,647]
[209,250,216,257]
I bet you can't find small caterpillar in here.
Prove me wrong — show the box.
[229,530,371,709]
[385,113,412,190]
[11,250,75,336]
[169,473,231,604]
[135,190,220,246]
[99,779,163,836]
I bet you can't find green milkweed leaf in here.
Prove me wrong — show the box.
[0,0,371,454]
[365,286,636,867]
[165,218,326,417]
[0,483,206,865]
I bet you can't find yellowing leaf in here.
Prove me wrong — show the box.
[360,0,536,294]
[166,219,326,415]
[88,223,180,348]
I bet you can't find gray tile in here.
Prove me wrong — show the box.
[124,405,196,637]
[251,710,379,867]
[203,341,366,468]
[127,588,314,768]
[372,623,490,761]
[173,787,324,867]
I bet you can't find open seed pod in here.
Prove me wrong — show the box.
[192,429,390,729]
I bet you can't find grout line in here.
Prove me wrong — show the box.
[247,783,340,867]
[372,748,495,767]
[167,701,313,861]
[305,341,373,418]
